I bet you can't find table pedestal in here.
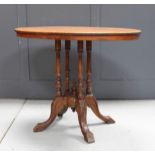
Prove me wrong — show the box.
[33,40,115,143]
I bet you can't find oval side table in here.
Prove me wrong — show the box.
[15,26,141,143]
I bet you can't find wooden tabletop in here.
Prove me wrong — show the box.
[15,26,141,41]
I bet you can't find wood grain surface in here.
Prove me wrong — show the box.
[15,26,141,41]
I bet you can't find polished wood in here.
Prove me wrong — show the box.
[58,40,70,117]
[15,26,141,143]
[77,41,84,100]
[34,40,63,131]
[64,40,70,96]
[86,40,93,95]
[76,98,94,143]
[85,40,115,124]
[15,26,141,41]
[15,26,141,34]
[55,40,62,97]
[33,97,64,132]
[76,40,94,143]
[85,95,115,124]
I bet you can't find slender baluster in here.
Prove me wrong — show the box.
[65,40,70,95]
[85,41,115,124]
[33,40,64,131]
[57,40,70,117]
[86,40,93,95]
[55,40,62,97]
[77,41,84,99]
[76,40,94,143]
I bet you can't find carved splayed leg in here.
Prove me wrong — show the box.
[76,99,94,143]
[76,40,95,143]
[85,95,115,124]
[33,39,115,143]
[85,40,115,124]
[33,40,64,132]
[33,97,65,132]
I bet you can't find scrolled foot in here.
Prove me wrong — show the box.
[76,99,95,143]
[33,97,64,132]
[84,131,95,143]
[33,123,48,132]
[85,95,115,124]
[104,116,115,124]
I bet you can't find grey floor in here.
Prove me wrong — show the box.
[0,99,155,151]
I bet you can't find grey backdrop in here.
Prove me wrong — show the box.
[0,4,154,99]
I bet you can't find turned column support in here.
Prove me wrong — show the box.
[86,40,93,95]
[77,40,84,99]
[65,40,70,96]
[33,39,114,143]
[55,40,62,97]
[85,41,115,125]
[76,40,94,143]
[57,40,71,117]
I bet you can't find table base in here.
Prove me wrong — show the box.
[33,40,115,143]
